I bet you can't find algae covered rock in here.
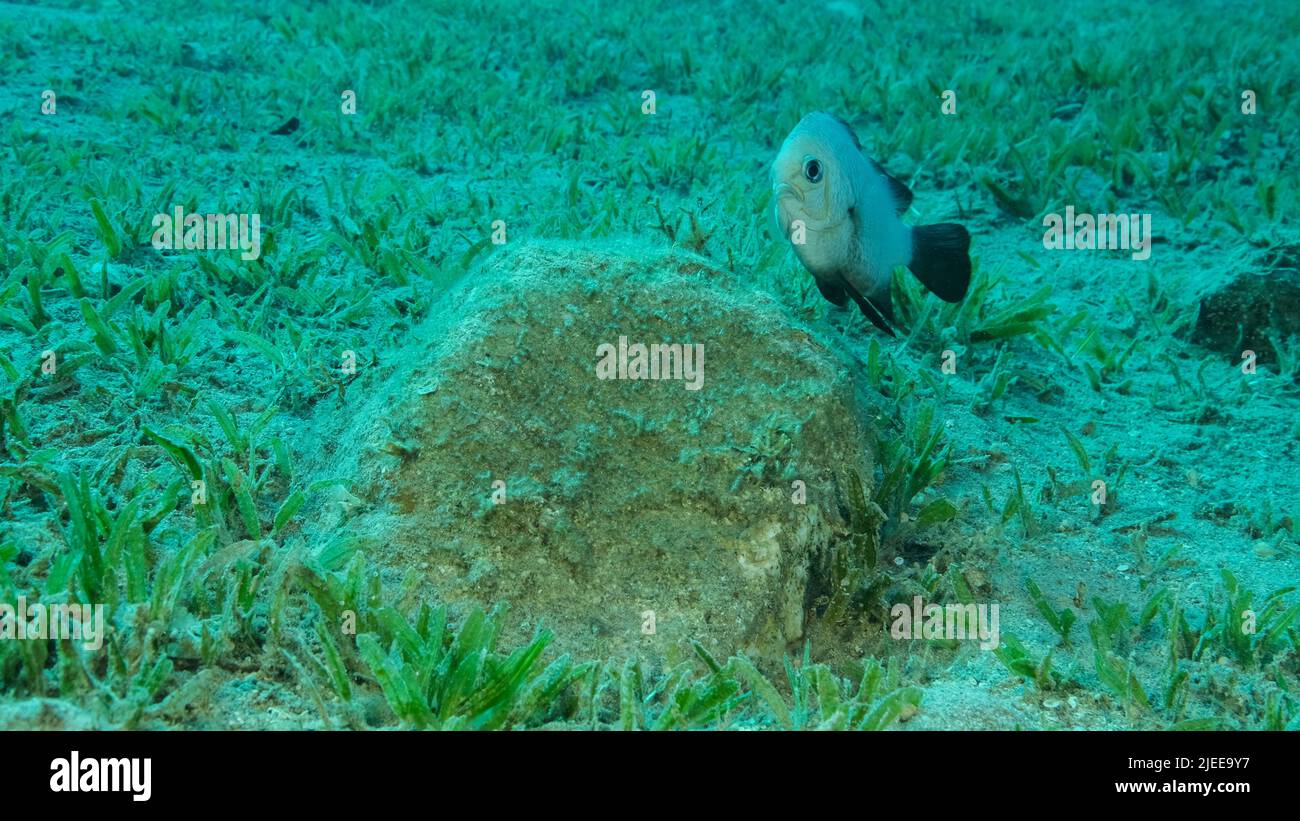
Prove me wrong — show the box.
[310,240,875,669]
[1192,250,1300,367]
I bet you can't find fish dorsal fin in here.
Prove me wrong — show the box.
[869,158,914,215]
[826,113,863,150]
[824,113,912,214]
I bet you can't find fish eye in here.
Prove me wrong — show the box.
[802,156,823,183]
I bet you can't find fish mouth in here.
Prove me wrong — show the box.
[772,181,804,204]
[773,181,839,229]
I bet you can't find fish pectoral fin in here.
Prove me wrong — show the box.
[839,274,897,337]
[870,158,915,215]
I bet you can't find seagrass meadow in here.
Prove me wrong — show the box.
[0,0,1297,731]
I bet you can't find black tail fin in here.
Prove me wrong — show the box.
[908,224,971,303]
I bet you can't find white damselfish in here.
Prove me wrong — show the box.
[771,111,971,336]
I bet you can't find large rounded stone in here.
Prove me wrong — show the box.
[304,240,875,669]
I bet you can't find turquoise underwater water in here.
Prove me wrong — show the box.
[0,0,1296,732]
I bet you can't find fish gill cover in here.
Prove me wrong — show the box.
[0,0,1296,734]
